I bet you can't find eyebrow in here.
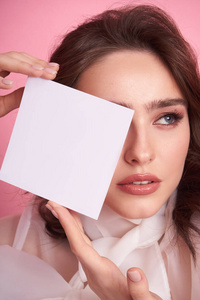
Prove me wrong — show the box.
[145,98,188,111]
[111,98,187,111]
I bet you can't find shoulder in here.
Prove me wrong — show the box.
[0,214,21,246]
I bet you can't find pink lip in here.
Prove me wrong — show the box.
[117,174,161,195]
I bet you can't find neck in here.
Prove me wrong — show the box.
[80,201,168,240]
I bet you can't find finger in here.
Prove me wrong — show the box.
[1,57,58,79]
[69,209,86,234]
[0,51,55,72]
[11,51,50,66]
[0,52,59,80]
[46,202,94,253]
[46,202,107,272]
[0,87,24,117]
[127,268,161,300]
[46,202,131,300]
[46,202,106,279]
[0,76,14,90]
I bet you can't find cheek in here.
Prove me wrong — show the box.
[161,129,190,178]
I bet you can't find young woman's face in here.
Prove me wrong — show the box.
[77,50,190,218]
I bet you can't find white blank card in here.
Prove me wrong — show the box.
[0,77,134,219]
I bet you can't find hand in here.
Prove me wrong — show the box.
[0,51,59,117]
[46,202,162,300]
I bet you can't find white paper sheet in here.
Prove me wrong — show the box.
[0,77,134,219]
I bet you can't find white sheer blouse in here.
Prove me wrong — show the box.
[0,196,199,300]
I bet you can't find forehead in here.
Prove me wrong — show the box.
[77,50,184,108]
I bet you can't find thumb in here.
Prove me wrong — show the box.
[127,268,161,300]
[0,87,24,117]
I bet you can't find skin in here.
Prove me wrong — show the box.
[0,50,190,299]
[50,50,190,299]
[0,51,59,117]
[77,50,190,219]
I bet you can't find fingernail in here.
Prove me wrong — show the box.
[2,78,13,85]
[128,270,142,282]
[32,65,44,70]
[46,203,59,219]
[44,68,57,75]
[48,62,59,67]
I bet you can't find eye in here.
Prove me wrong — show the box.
[154,113,183,126]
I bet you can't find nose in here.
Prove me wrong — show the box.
[123,124,155,166]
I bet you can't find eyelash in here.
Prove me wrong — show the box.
[154,112,184,127]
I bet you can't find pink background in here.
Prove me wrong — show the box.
[0,0,200,217]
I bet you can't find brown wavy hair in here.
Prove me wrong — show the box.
[37,5,200,259]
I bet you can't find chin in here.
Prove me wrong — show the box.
[105,195,167,219]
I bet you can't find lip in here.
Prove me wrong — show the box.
[117,174,161,195]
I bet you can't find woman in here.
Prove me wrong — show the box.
[0,5,200,299]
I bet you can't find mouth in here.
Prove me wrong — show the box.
[117,174,161,195]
